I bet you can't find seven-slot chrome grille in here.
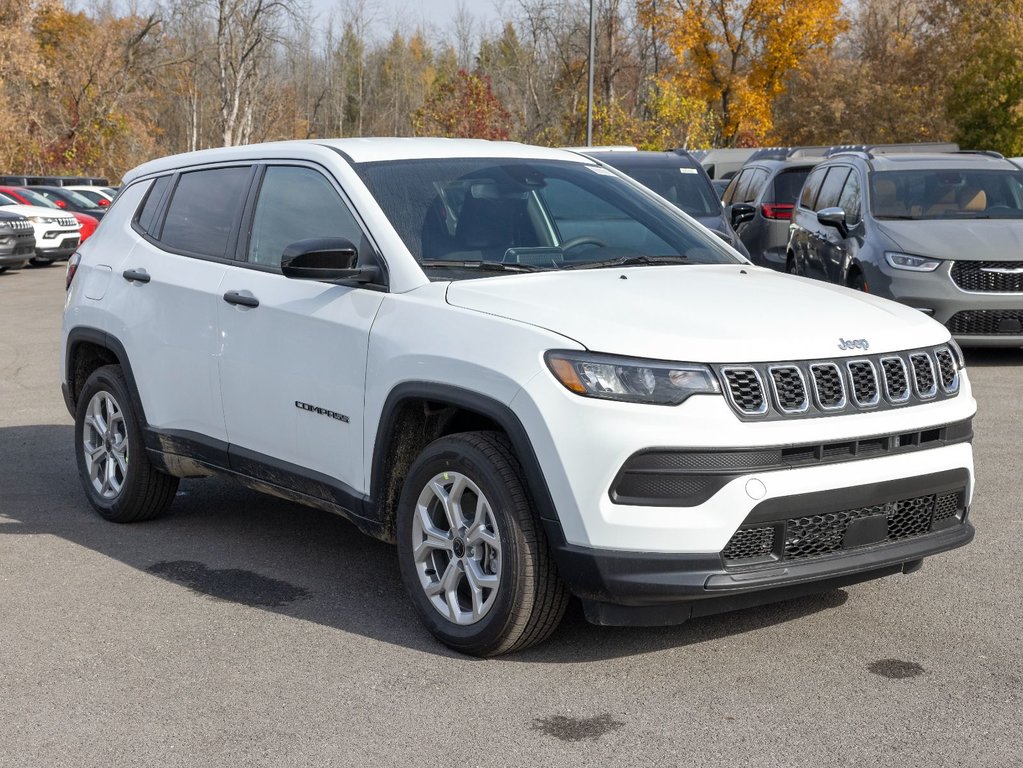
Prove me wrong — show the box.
[720,345,959,420]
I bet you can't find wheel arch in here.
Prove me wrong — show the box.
[370,382,561,543]
[64,327,147,427]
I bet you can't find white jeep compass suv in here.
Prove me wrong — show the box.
[61,139,976,656]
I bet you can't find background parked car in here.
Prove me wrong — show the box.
[722,150,821,270]
[0,192,81,265]
[24,186,107,220]
[787,149,1023,345]
[0,210,36,273]
[0,186,100,243]
[578,147,750,256]
[64,185,114,208]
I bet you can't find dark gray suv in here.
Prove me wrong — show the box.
[723,156,817,270]
[788,151,1023,346]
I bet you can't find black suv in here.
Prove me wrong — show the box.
[579,148,749,256]
[787,150,1023,345]
[722,154,819,270]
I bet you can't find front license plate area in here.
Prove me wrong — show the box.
[842,515,889,549]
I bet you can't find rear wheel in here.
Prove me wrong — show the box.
[29,257,53,267]
[396,431,568,656]
[74,365,178,522]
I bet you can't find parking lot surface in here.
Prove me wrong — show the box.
[1,265,1020,767]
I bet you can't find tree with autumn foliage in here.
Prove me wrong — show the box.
[413,69,511,140]
[638,0,846,146]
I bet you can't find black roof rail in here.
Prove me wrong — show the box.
[826,149,873,160]
[824,142,961,158]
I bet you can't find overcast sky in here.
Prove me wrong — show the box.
[306,0,508,37]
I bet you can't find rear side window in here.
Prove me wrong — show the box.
[722,170,748,205]
[815,167,851,211]
[799,167,827,209]
[743,169,769,203]
[769,168,811,204]
[160,167,251,258]
[135,176,171,235]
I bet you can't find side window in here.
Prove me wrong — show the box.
[160,167,251,258]
[722,169,748,205]
[743,169,769,203]
[135,176,171,235]
[837,171,862,224]
[247,166,365,269]
[799,167,827,209]
[815,167,851,211]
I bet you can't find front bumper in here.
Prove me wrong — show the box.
[547,469,974,625]
[867,259,1023,346]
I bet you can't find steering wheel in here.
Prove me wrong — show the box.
[560,236,607,252]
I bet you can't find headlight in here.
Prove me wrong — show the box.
[885,252,941,272]
[545,350,720,405]
[28,216,59,225]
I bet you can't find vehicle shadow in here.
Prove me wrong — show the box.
[963,347,1023,367]
[0,424,849,663]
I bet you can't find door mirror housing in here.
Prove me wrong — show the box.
[729,203,756,228]
[816,207,849,237]
[280,238,378,284]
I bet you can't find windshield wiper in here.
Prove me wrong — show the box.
[420,260,548,272]
[560,255,689,270]
[875,215,919,220]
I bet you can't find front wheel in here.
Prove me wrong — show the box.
[29,257,54,267]
[74,365,178,522]
[396,431,568,656]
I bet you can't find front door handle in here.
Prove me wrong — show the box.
[122,268,150,284]
[223,290,259,308]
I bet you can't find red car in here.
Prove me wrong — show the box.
[0,186,99,242]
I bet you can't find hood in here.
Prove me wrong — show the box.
[0,203,77,221]
[446,265,947,363]
[878,219,1023,262]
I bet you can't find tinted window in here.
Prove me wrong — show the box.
[799,167,827,209]
[722,170,748,205]
[869,168,1023,219]
[837,171,862,224]
[769,168,812,204]
[595,156,720,217]
[743,169,769,203]
[247,166,365,268]
[356,158,739,276]
[136,176,171,235]
[160,167,251,258]
[815,167,850,211]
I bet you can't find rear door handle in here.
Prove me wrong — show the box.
[122,268,150,284]
[223,290,259,308]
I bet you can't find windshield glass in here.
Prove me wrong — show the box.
[0,193,18,206]
[593,155,721,217]
[356,158,738,276]
[870,168,1023,219]
[13,188,58,208]
[47,188,99,208]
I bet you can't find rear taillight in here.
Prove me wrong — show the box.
[66,252,81,290]
[54,199,67,208]
[98,199,109,206]
[761,203,794,220]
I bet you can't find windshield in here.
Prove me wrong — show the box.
[45,188,99,208]
[356,158,738,277]
[12,188,58,208]
[870,168,1023,219]
[0,193,17,206]
[593,155,722,218]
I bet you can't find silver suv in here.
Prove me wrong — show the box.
[788,151,1023,345]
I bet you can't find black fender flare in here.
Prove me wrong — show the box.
[370,382,562,525]
[64,326,148,426]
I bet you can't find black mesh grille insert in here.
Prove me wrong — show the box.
[933,492,960,522]
[951,261,1023,292]
[847,361,878,405]
[935,350,957,391]
[881,357,908,400]
[947,310,1023,335]
[723,368,765,413]
[810,363,844,408]
[722,526,775,562]
[911,353,936,395]
[770,367,807,411]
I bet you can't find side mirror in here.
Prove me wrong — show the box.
[280,237,378,284]
[729,203,756,228]
[816,207,849,237]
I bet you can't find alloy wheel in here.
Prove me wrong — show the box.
[82,391,129,500]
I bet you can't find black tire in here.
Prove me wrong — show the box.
[786,255,800,276]
[0,266,7,274]
[28,257,54,267]
[74,364,178,523]
[849,270,867,292]
[396,431,569,656]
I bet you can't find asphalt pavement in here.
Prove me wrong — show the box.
[1,265,1020,767]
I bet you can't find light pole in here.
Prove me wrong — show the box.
[586,0,595,146]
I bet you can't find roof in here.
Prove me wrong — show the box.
[123,138,592,183]
[577,149,700,168]
[848,152,1019,171]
